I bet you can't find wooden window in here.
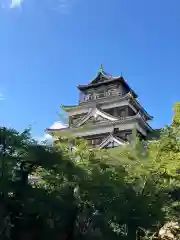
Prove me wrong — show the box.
[107,88,120,96]
[119,110,125,119]
[84,93,93,101]
[113,128,119,134]
[91,138,102,146]
[95,89,105,99]
[125,133,132,142]
[96,138,102,145]
[79,92,86,102]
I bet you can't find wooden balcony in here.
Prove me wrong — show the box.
[79,90,124,103]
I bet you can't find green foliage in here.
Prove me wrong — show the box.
[172,102,180,128]
[0,102,180,239]
[51,127,180,239]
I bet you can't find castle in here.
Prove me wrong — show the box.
[47,65,154,149]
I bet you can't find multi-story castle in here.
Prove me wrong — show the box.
[47,65,154,149]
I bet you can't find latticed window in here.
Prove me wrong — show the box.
[96,138,102,145]
[107,88,120,96]
[126,133,132,142]
[84,93,93,101]
[120,110,125,119]
[95,89,105,99]
[91,138,102,146]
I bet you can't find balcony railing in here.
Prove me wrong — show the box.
[80,90,124,103]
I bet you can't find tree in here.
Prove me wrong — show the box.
[0,102,179,239]
[52,103,180,239]
[0,127,83,239]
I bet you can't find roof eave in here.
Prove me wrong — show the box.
[77,78,138,98]
[142,110,153,120]
[46,128,69,133]
[129,97,153,120]
[77,78,118,89]
[138,118,153,132]
[130,90,138,98]
[61,105,78,112]
[121,77,138,98]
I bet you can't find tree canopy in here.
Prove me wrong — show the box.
[0,103,180,239]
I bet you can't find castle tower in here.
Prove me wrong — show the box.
[47,65,153,149]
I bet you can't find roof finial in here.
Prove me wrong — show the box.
[121,72,123,77]
[99,64,104,74]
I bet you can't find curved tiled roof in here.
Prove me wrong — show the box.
[61,105,77,112]
[72,107,119,128]
[46,121,68,132]
[77,65,138,98]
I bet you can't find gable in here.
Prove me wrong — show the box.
[74,108,118,127]
[104,140,121,148]
[98,135,125,149]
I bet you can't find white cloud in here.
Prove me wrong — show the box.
[37,133,53,144]
[9,0,23,8]
[34,121,67,145]
[0,93,5,101]
[1,0,78,13]
[49,121,67,130]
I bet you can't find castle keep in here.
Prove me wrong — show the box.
[47,65,153,149]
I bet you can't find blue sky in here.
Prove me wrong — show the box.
[0,0,180,139]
